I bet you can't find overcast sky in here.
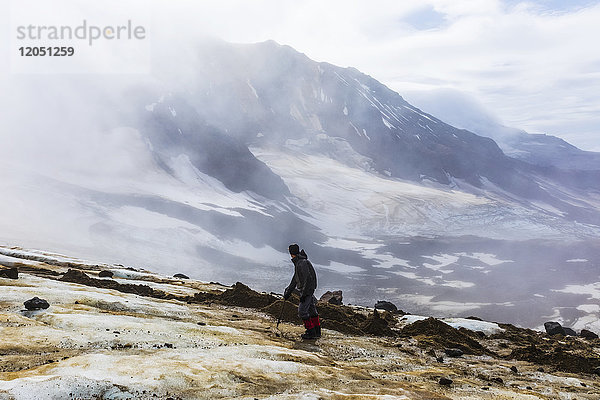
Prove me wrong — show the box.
[160,0,599,151]
[3,0,599,151]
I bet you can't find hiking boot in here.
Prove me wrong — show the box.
[301,327,318,340]
[314,325,321,338]
[312,316,321,338]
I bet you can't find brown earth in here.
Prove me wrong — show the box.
[219,282,278,308]
[27,267,600,376]
[361,309,396,337]
[60,269,167,299]
[488,324,600,374]
[0,268,18,280]
[399,317,489,356]
[509,344,600,374]
[261,297,396,336]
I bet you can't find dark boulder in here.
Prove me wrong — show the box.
[0,267,18,280]
[563,327,577,336]
[544,321,565,336]
[173,273,190,279]
[24,297,50,310]
[510,366,518,373]
[98,270,113,278]
[439,377,453,385]
[444,348,464,358]
[319,290,343,305]
[374,300,397,313]
[580,329,598,340]
[61,269,94,284]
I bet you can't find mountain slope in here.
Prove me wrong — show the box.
[145,39,599,226]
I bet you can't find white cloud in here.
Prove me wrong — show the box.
[2,0,598,150]
[139,0,598,151]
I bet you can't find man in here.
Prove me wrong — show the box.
[283,243,321,340]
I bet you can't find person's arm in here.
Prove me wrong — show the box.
[298,261,311,300]
[284,275,296,300]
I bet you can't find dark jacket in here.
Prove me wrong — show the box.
[285,249,317,300]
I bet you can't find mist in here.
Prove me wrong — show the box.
[1,1,599,332]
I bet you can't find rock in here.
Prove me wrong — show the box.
[374,300,397,313]
[491,377,504,385]
[444,348,464,358]
[0,267,18,279]
[580,329,599,339]
[563,327,577,336]
[510,366,518,373]
[361,309,395,336]
[439,377,453,385]
[537,367,544,372]
[544,321,565,336]
[98,270,113,278]
[24,297,50,310]
[61,269,94,284]
[436,356,444,363]
[173,273,189,279]
[319,290,343,305]
[466,316,483,321]
[594,366,600,376]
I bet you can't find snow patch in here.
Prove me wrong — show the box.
[321,261,366,274]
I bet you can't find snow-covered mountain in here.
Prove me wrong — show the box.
[405,88,600,171]
[1,38,599,330]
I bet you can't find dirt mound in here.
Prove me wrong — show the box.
[510,344,600,374]
[219,282,277,308]
[60,269,163,298]
[361,309,395,336]
[262,299,301,324]
[318,302,368,335]
[262,298,383,336]
[400,317,487,355]
[494,323,600,374]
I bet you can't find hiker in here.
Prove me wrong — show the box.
[283,243,321,339]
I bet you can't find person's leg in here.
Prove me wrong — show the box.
[308,295,321,337]
[298,296,317,339]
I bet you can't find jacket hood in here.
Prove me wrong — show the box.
[293,249,308,262]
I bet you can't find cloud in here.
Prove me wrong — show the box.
[138,0,598,151]
[2,0,598,150]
